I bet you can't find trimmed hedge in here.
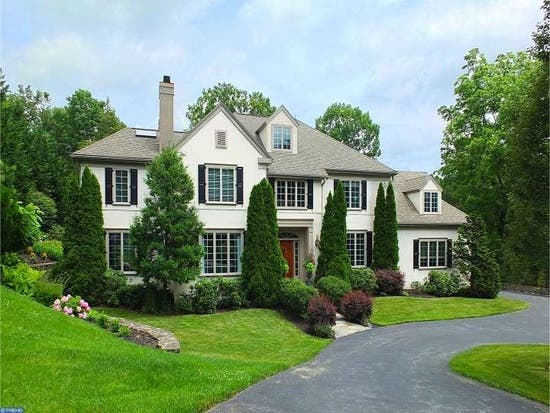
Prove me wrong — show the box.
[350,267,377,294]
[316,276,351,305]
[279,278,318,319]
[339,291,373,325]
[375,269,404,296]
[421,270,462,297]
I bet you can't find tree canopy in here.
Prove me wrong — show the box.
[315,102,381,158]
[186,83,276,126]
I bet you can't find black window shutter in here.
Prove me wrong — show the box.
[447,239,453,268]
[268,177,275,189]
[361,180,367,210]
[236,167,244,204]
[413,239,419,269]
[366,231,373,267]
[198,164,206,204]
[333,179,339,192]
[130,169,138,205]
[105,167,113,205]
[307,179,314,209]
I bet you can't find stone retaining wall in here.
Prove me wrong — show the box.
[119,319,180,353]
[503,283,549,297]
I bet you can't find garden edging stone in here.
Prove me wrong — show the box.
[118,318,180,353]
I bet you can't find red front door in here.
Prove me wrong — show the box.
[280,240,294,278]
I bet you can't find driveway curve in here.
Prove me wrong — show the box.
[211,292,549,413]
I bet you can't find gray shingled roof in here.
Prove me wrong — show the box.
[393,171,467,226]
[72,128,185,163]
[233,113,395,178]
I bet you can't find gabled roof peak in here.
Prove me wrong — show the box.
[256,105,299,134]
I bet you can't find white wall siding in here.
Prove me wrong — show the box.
[398,226,459,287]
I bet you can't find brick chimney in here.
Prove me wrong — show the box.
[158,75,175,149]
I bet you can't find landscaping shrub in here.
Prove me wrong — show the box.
[33,279,63,305]
[53,294,91,319]
[32,240,63,261]
[316,275,351,305]
[375,269,404,295]
[0,262,43,296]
[189,278,218,314]
[0,252,21,267]
[142,284,174,314]
[216,277,246,310]
[279,278,318,319]
[101,269,127,306]
[339,291,374,325]
[307,295,336,338]
[118,284,146,310]
[350,267,377,294]
[421,270,462,297]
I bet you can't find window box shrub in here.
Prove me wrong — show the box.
[316,275,351,305]
[421,270,463,297]
[279,278,318,319]
[350,267,377,294]
[375,269,405,295]
[216,277,246,310]
[339,291,374,325]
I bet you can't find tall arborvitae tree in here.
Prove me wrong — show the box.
[372,183,386,269]
[315,192,334,280]
[59,167,106,302]
[241,179,284,307]
[454,215,501,298]
[130,148,204,289]
[384,182,399,269]
[316,183,351,282]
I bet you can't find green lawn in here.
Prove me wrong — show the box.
[0,287,329,413]
[450,344,550,404]
[371,296,528,326]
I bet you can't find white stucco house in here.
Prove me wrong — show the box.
[72,76,466,287]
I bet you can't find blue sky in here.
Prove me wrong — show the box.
[1,0,542,172]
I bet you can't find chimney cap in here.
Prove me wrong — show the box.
[162,75,171,83]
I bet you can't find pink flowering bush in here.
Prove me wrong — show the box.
[53,295,91,319]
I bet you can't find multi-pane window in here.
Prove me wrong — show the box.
[419,240,446,268]
[424,191,439,213]
[273,126,291,150]
[342,181,361,209]
[346,232,366,267]
[107,231,134,272]
[276,180,306,207]
[202,232,243,275]
[207,167,235,203]
[115,170,129,203]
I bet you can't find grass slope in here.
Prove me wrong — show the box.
[450,344,549,404]
[371,296,528,326]
[0,287,329,412]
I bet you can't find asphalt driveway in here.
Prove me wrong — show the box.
[211,292,549,413]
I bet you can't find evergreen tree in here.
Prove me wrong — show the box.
[372,183,386,269]
[130,148,204,290]
[316,192,335,280]
[59,167,106,302]
[241,179,284,307]
[385,182,399,269]
[316,183,351,282]
[454,215,501,298]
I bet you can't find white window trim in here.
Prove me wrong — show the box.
[342,180,362,210]
[275,179,308,209]
[347,231,366,267]
[201,230,244,276]
[272,124,292,151]
[205,164,237,205]
[418,238,447,269]
[113,168,131,205]
[422,191,440,214]
[106,230,136,274]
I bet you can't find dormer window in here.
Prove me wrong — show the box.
[424,191,439,213]
[273,125,291,150]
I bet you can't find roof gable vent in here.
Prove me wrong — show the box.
[216,130,227,148]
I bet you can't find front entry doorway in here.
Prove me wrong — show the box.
[280,240,294,278]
